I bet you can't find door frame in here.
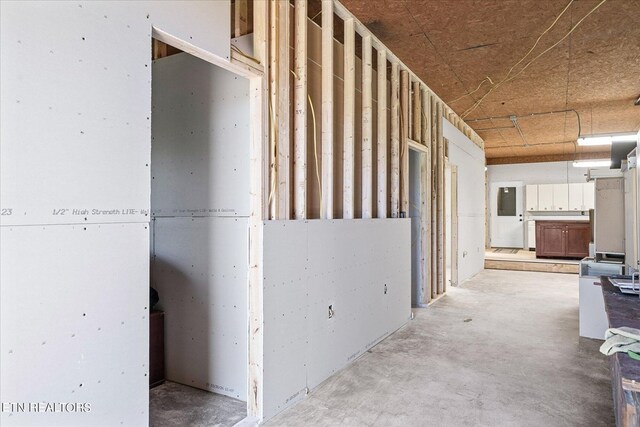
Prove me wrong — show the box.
[151,27,267,420]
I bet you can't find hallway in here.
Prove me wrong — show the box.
[267,269,613,426]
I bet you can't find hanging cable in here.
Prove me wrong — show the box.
[461,0,607,118]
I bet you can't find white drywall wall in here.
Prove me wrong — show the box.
[443,119,486,284]
[151,53,249,401]
[262,220,411,419]
[0,1,231,426]
[487,161,589,185]
[151,53,250,217]
[153,217,248,400]
[1,223,150,426]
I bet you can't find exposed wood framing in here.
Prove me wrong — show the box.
[430,93,438,299]
[412,81,421,143]
[343,18,356,219]
[437,104,445,295]
[332,1,484,151]
[390,62,400,218]
[451,164,459,287]
[321,0,334,219]
[268,0,278,220]
[361,35,373,219]
[248,0,268,419]
[276,0,290,219]
[400,70,409,217]
[234,0,250,38]
[377,49,388,219]
[421,87,432,303]
[293,0,307,219]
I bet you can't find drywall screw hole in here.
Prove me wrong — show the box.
[79,383,83,387]
[83,313,86,316]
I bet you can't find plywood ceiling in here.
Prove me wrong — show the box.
[336,0,640,163]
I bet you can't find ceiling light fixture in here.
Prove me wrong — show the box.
[572,159,611,168]
[577,132,638,146]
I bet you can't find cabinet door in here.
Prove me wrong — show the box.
[525,185,538,211]
[568,183,583,211]
[583,182,595,210]
[552,184,569,211]
[566,223,591,258]
[527,221,536,248]
[536,223,566,257]
[538,184,554,211]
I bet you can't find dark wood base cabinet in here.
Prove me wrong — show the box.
[535,220,591,259]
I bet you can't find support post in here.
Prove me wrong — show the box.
[321,0,334,219]
[293,0,307,219]
[361,35,373,218]
[343,18,355,219]
[390,63,400,218]
[377,49,387,219]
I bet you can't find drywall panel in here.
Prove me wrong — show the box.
[0,1,230,226]
[151,53,250,217]
[152,216,248,400]
[262,219,411,419]
[443,119,485,283]
[0,223,149,427]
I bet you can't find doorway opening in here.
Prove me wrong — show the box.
[148,40,249,425]
[409,147,427,307]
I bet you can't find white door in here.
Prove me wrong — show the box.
[490,181,524,248]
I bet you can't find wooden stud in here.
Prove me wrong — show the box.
[253,0,267,65]
[412,81,421,143]
[430,94,438,299]
[343,18,355,219]
[400,70,409,217]
[377,50,387,219]
[248,0,269,419]
[451,164,459,287]
[390,62,400,218]
[276,0,291,219]
[321,0,334,219]
[234,0,250,38]
[421,87,431,303]
[268,0,278,220]
[293,0,307,219]
[437,103,445,295]
[361,35,373,219]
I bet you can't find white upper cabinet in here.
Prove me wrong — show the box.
[568,183,583,211]
[526,185,538,211]
[552,184,569,210]
[538,184,554,211]
[583,181,595,210]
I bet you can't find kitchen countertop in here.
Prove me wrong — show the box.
[601,276,640,393]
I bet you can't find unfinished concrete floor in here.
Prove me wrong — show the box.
[266,269,613,426]
[150,381,246,426]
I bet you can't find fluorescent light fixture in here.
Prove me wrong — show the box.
[577,132,638,146]
[572,159,611,168]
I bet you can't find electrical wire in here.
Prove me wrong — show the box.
[451,0,572,106]
[289,69,322,214]
[461,0,607,119]
[230,44,261,64]
[449,76,493,104]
